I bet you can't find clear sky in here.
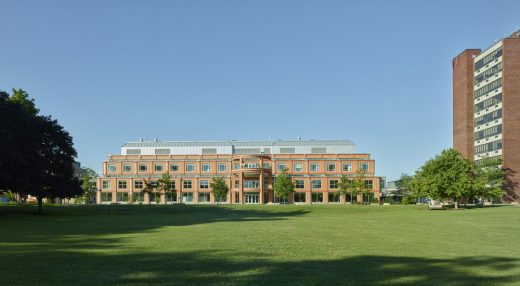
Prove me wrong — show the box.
[1,0,519,181]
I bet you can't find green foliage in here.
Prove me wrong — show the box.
[273,168,294,200]
[335,175,350,200]
[210,177,229,204]
[80,168,97,204]
[142,177,156,205]
[402,196,410,205]
[158,173,175,204]
[349,170,371,203]
[0,89,81,213]
[475,156,506,200]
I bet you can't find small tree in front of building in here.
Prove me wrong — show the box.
[348,170,370,204]
[158,173,175,205]
[210,177,229,205]
[273,168,294,204]
[141,177,157,205]
[335,175,351,204]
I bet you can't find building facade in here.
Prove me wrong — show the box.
[453,29,520,201]
[96,140,381,204]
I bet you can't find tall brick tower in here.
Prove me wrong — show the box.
[453,30,520,202]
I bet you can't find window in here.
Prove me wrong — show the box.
[360,162,369,171]
[102,180,111,189]
[312,180,321,189]
[150,181,158,188]
[199,192,210,203]
[108,164,116,172]
[118,181,127,189]
[171,181,176,190]
[170,164,179,172]
[134,181,143,189]
[244,180,259,188]
[294,163,303,172]
[202,163,211,172]
[200,180,209,189]
[328,193,340,203]
[186,163,195,172]
[277,163,286,171]
[116,192,128,202]
[364,180,373,189]
[235,180,240,188]
[149,192,160,203]
[326,163,336,171]
[218,163,227,172]
[295,180,305,189]
[183,180,192,189]
[312,192,323,203]
[343,163,352,172]
[154,164,163,172]
[123,164,132,172]
[234,163,240,170]
[294,192,306,202]
[330,180,338,189]
[166,192,177,203]
[139,164,147,172]
[310,163,319,172]
[101,192,112,202]
[182,192,193,203]
[132,192,143,203]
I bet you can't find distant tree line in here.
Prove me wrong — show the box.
[0,89,82,213]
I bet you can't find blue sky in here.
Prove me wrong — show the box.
[1,0,519,181]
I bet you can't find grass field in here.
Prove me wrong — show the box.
[1,204,519,285]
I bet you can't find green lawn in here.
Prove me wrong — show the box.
[1,204,519,285]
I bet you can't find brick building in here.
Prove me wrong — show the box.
[96,140,381,204]
[453,29,520,201]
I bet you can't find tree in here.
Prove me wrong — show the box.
[273,168,294,203]
[335,175,351,204]
[79,168,97,204]
[475,157,506,201]
[158,173,176,204]
[0,89,82,213]
[141,177,156,205]
[348,170,370,204]
[210,177,229,205]
[413,149,477,209]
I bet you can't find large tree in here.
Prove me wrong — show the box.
[273,168,294,203]
[210,177,229,204]
[413,149,477,209]
[0,89,81,213]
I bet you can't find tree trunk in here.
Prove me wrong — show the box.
[454,200,459,209]
[37,196,43,214]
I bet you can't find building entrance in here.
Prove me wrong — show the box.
[245,193,259,204]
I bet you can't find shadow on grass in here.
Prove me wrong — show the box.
[0,249,518,285]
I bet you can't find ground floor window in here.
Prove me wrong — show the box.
[234,192,240,203]
[245,192,259,204]
[199,192,210,203]
[166,192,177,203]
[182,192,193,203]
[149,192,161,204]
[363,193,374,204]
[215,194,227,203]
[263,192,269,204]
[328,192,340,203]
[312,192,323,203]
[274,195,287,204]
[101,192,112,202]
[132,192,144,203]
[116,192,128,203]
[294,192,306,203]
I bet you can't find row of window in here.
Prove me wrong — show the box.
[475,109,502,126]
[475,124,502,141]
[103,178,375,190]
[475,155,502,166]
[475,140,502,155]
[108,163,229,173]
[276,162,368,172]
[474,78,502,99]
[474,48,502,71]
[475,93,501,113]
[294,179,373,189]
[108,161,370,173]
[474,62,502,85]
